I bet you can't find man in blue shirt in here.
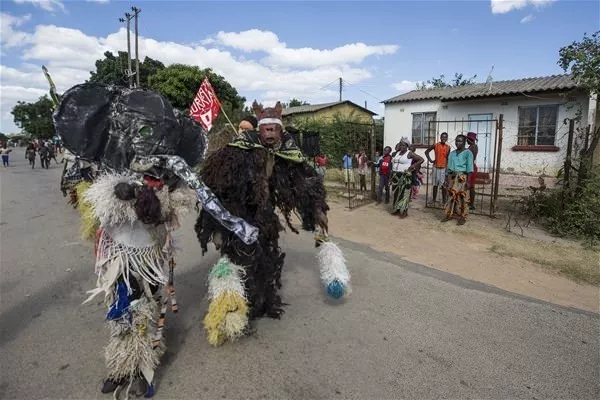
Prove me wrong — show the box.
[441,134,473,225]
[342,149,355,189]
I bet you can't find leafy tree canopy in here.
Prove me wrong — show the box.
[11,95,55,139]
[88,51,165,88]
[283,98,310,108]
[558,31,600,95]
[416,72,477,90]
[148,64,246,112]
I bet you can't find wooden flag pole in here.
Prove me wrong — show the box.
[207,83,239,136]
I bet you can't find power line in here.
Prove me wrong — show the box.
[343,80,383,102]
[319,78,340,91]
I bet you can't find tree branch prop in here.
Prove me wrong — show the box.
[42,65,61,108]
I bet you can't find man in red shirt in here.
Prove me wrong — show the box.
[425,132,451,204]
[314,153,327,178]
[376,146,393,204]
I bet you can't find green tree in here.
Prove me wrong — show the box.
[558,31,600,187]
[416,72,477,90]
[283,98,310,108]
[11,95,55,139]
[148,64,246,114]
[88,51,165,88]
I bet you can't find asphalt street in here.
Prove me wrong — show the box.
[0,151,598,400]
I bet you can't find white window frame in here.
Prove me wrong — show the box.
[411,112,437,145]
[517,105,559,146]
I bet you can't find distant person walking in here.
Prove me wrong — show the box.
[1,143,12,167]
[38,142,50,169]
[26,143,36,168]
[47,142,60,165]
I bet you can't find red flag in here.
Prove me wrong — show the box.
[189,77,221,131]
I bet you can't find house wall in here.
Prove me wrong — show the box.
[383,93,590,176]
[284,103,374,125]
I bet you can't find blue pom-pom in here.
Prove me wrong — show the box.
[326,279,346,299]
[106,281,130,320]
[144,383,155,398]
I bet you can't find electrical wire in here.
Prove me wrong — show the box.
[342,80,383,102]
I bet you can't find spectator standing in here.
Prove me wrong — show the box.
[357,150,368,192]
[376,146,392,205]
[441,134,474,226]
[390,137,424,218]
[315,153,328,178]
[342,150,355,189]
[466,132,479,211]
[425,132,451,204]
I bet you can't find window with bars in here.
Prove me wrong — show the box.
[517,105,558,146]
[411,112,436,145]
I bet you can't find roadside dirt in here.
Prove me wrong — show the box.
[324,195,599,313]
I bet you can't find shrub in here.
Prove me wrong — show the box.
[524,168,600,246]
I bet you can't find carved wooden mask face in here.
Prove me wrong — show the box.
[252,100,283,148]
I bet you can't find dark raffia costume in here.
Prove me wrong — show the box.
[53,84,258,399]
[195,101,351,346]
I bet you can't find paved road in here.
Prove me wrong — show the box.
[1,151,599,400]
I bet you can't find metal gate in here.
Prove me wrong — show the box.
[424,115,504,217]
[343,122,380,209]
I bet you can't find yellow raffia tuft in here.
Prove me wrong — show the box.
[203,291,248,346]
[75,181,99,241]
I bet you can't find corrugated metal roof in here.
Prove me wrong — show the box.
[382,74,579,104]
[282,100,377,116]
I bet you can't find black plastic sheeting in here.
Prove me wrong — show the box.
[301,131,320,158]
[53,84,207,170]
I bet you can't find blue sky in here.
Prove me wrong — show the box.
[1,0,598,132]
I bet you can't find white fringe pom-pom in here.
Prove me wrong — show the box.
[317,241,351,299]
[169,186,198,216]
[83,172,138,227]
[207,257,247,300]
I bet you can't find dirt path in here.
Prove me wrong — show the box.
[324,196,599,313]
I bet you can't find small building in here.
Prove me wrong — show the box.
[382,75,595,177]
[282,100,377,126]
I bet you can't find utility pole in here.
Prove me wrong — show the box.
[119,13,133,88]
[339,77,342,102]
[132,6,141,88]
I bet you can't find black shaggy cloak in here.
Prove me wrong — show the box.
[194,144,329,319]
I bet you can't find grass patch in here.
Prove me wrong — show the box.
[489,243,600,286]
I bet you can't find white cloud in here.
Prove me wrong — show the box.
[0,13,33,49]
[209,29,399,68]
[13,0,66,13]
[86,0,110,3]
[392,80,419,92]
[264,43,399,68]
[490,0,556,14]
[211,29,285,52]
[520,14,536,23]
[0,18,396,132]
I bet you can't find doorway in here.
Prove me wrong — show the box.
[468,114,494,172]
